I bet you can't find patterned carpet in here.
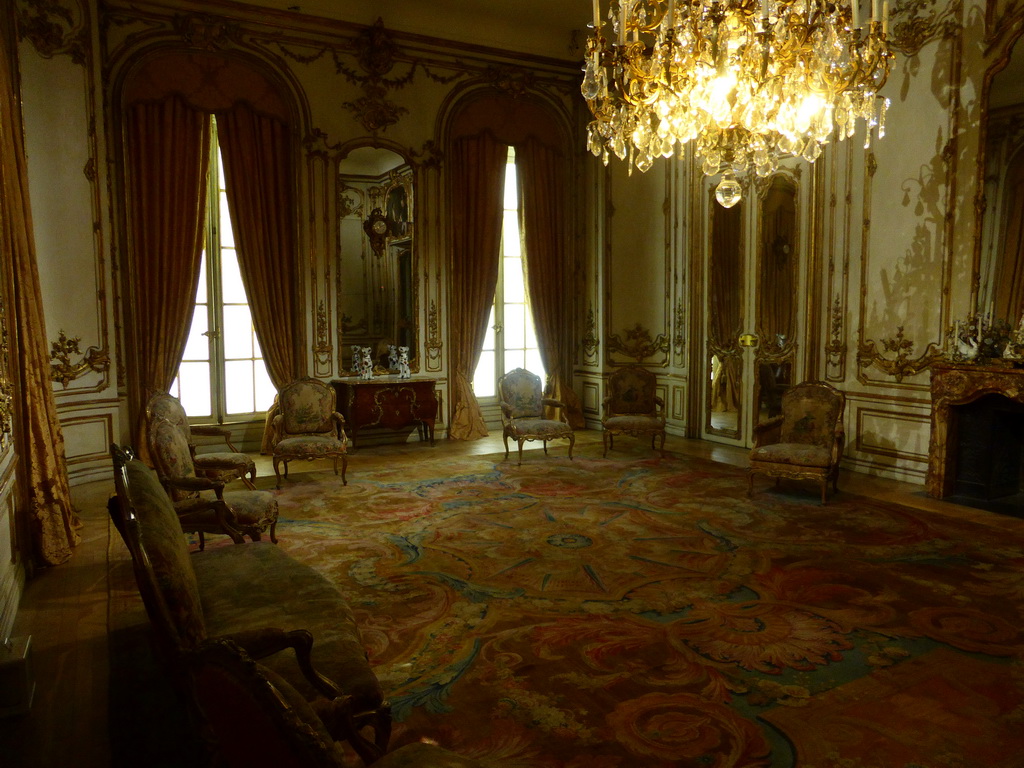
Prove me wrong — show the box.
[260,453,1024,767]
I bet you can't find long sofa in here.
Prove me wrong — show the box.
[109,444,391,764]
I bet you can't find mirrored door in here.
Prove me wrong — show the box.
[702,172,803,447]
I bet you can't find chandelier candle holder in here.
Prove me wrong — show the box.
[582,0,895,206]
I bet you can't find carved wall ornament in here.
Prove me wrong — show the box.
[0,297,12,443]
[17,0,88,63]
[673,300,686,356]
[825,296,847,374]
[172,13,243,50]
[426,300,443,364]
[857,326,943,383]
[582,305,600,363]
[608,323,669,364]
[411,140,445,170]
[49,329,110,388]
[483,65,537,97]
[314,300,332,366]
[343,82,409,135]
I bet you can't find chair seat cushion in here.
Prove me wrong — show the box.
[274,435,346,457]
[509,418,573,439]
[222,491,278,529]
[192,542,382,712]
[604,414,663,432]
[751,442,831,468]
[195,452,256,474]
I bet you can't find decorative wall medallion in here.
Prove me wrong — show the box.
[857,326,943,383]
[17,0,87,63]
[608,323,669,364]
[172,13,242,50]
[338,19,411,135]
[49,329,109,388]
[343,83,409,135]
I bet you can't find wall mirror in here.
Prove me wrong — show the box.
[706,197,745,439]
[337,146,416,373]
[978,34,1024,326]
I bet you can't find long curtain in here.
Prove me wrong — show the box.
[1,18,80,566]
[516,138,584,429]
[215,103,301,388]
[124,96,210,455]
[448,133,507,440]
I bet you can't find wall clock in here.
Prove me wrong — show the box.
[363,207,389,256]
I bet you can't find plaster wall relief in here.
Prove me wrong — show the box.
[304,129,336,378]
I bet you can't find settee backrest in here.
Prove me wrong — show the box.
[109,444,208,652]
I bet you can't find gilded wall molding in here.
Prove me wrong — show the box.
[825,296,848,374]
[0,298,12,445]
[171,12,242,50]
[607,323,669,365]
[49,330,110,389]
[672,300,686,357]
[890,0,963,56]
[857,326,943,383]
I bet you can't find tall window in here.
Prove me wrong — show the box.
[172,121,275,420]
[472,147,544,398]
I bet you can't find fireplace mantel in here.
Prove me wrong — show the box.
[927,362,1024,498]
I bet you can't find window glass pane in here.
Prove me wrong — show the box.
[223,305,255,359]
[502,210,521,257]
[473,351,495,398]
[224,360,255,415]
[181,305,210,361]
[504,303,526,350]
[524,314,539,348]
[504,349,526,374]
[503,157,517,207]
[525,350,545,382]
[177,361,212,417]
[220,248,247,305]
[196,252,208,301]
[218,190,235,248]
[254,363,276,413]
[503,257,525,302]
[481,306,496,351]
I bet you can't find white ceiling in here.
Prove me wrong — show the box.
[244,0,593,60]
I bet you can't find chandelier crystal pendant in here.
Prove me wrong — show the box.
[582,0,894,206]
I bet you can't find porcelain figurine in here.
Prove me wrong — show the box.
[360,346,375,380]
[398,346,411,379]
[388,344,399,370]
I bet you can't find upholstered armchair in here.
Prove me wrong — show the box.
[146,392,257,489]
[497,368,575,465]
[748,381,846,504]
[601,365,667,458]
[148,417,279,548]
[272,378,349,487]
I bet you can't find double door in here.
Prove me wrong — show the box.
[701,172,807,448]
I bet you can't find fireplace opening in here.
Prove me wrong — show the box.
[951,394,1024,514]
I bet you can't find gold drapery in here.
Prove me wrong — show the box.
[1,15,80,566]
[516,138,584,429]
[448,134,506,441]
[124,96,211,458]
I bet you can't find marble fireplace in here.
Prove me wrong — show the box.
[927,363,1024,501]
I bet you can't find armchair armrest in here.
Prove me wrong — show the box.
[499,401,513,417]
[541,398,566,409]
[166,475,226,496]
[331,411,347,441]
[751,415,783,448]
[219,627,342,700]
[190,424,240,452]
[271,413,284,443]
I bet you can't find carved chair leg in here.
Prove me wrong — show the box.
[198,531,206,551]
[517,439,524,465]
[242,472,256,490]
[269,521,278,544]
[503,432,510,460]
[658,431,667,457]
[821,479,828,505]
[568,433,575,460]
[273,457,283,489]
[543,440,549,455]
[341,455,348,486]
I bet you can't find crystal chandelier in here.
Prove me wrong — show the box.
[581,0,894,206]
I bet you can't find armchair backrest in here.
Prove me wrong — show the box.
[606,366,660,416]
[497,368,544,419]
[779,381,845,447]
[109,444,208,654]
[277,378,337,436]
[148,417,200,501]
[146,392,193,442]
